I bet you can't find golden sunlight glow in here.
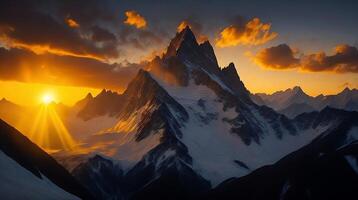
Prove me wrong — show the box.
[0,81,101,106]
[29,104,77,151]
[41,93,55,104]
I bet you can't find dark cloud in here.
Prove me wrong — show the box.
[0,0,165,62]
[0,0,120,60]
[301,44,358,73]
[90,26,116,42]
[254,44,300,69]
[0,47,143,91]
[118,27,163,50]
[254,44,358,73]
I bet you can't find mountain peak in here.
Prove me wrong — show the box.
[99,89,107,95]
[292,86,303,92]
[165,26,198,57]
[220,62,249,98]
[222,62,237,74]
[97,89,117,97]
[199,40,218,65]
[85,93,93,99]
[341,87,351,93]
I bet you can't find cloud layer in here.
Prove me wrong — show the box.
[0,0,120,61]
[0,47,142,90]
[0,0,165,90]
[254,44,358,73]
[216,17,277,47]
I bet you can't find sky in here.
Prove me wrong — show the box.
[0,0,358,106]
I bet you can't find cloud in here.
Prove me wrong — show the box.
[216,17,277,47]
[124,10,147,29]
[177,18,208,43]
[118,27,163,50]
[66,18,80,28]
[90,26,116,42]
[301,44,358,73]
[254,44,300,69]
[254,44,358,73]
[0,0,119,61]
[0,47,143,91]
[0,0,166,65]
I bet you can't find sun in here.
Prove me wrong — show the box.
[41,93,55,104]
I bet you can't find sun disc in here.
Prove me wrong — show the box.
[42,93,54,104]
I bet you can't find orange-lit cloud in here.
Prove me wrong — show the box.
[216,17,277,47]
[124,10,147,29]
[0,34,105,61]
[0,47,143,91]
[254,43,358,73]
[177,19,208,43]
[66,18,79,28]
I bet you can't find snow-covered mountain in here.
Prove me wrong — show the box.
[0,119,93,200]
[52,26,358,199]
[203,108,358,200]
[252,86,358,118]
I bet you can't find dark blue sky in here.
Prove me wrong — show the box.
[117,0,358,50]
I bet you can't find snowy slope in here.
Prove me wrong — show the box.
[203,113,358,200]
[153,69,332,186]
[0,151,80,200]
[0,119,93,200]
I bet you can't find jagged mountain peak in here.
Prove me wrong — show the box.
[165,26,198,57]
[76,89,123,120]
[199,40,218,66]
[222,63,239,78]
[74,93,93,109]
[97,88,118,97]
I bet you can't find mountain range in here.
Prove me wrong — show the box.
[0,26,357,199]
[251,86,358,118]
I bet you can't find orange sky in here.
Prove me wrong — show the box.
[214,46,358,96]
[0,81,101,106]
